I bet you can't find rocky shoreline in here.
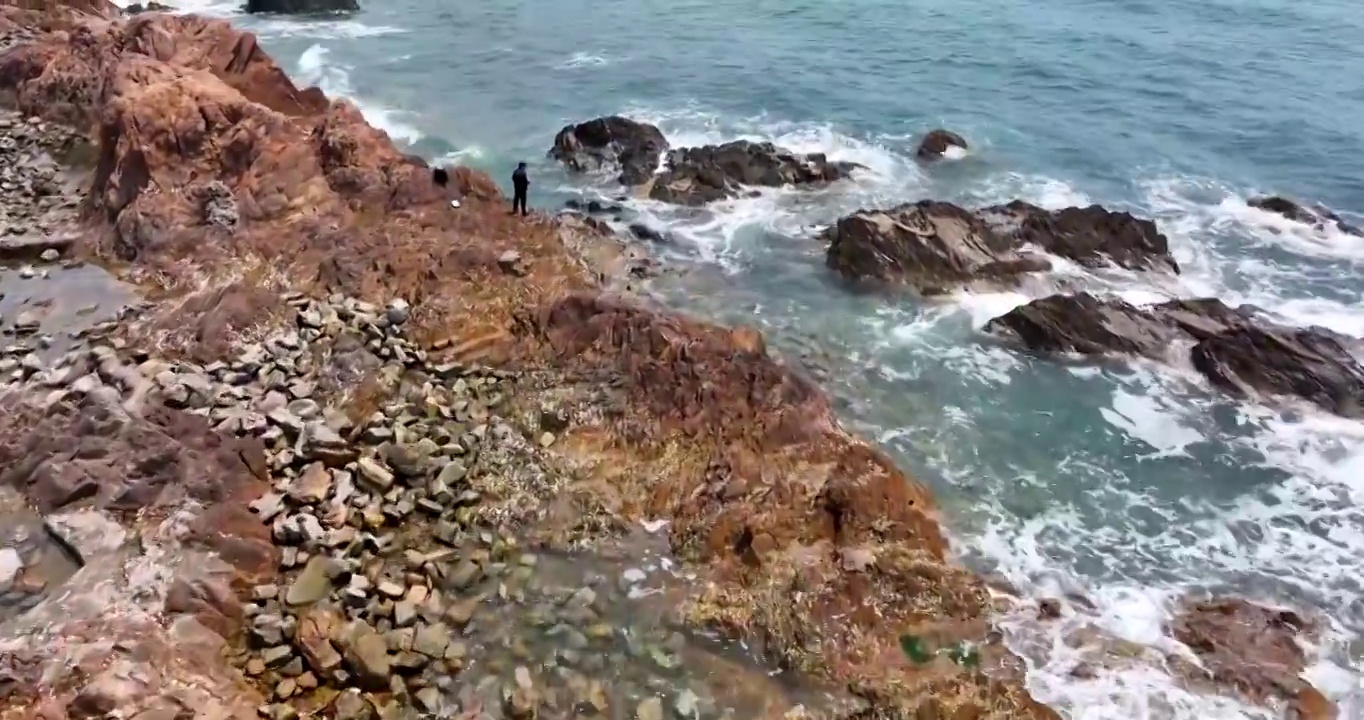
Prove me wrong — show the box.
[0,2,1344,720]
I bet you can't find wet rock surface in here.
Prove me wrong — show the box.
[1248,195,1363,237]
[1170,598,1333,719]
[550,116,670,187]
[647,140,861,206]
[986,292,1364,417]
[824,199,1178,294]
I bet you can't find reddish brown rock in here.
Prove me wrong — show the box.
[1170,597,1335,717]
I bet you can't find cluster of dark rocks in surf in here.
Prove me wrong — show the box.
[548,115,1364,419]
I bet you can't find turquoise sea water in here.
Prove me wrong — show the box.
[164,0,1364,716]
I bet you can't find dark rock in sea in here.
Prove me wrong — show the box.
[915,129,968,161]
[245,0,357,13]
[987,293,1364,418]
[549,116,668,186]
[123,1,173,13]
[628,223,670,244]
[982,201,1180,273]
[824,200,1051,294]
[1247,195,1362,237]
[648,140,861,206]
[823,199,1176,293]
[563,198,622,215]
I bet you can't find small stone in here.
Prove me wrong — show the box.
[444,597,479,627]
[249,492,286,523]
[413,623,450,658]
[338,621,391,691]
[394,601,418,627]
[674,690,699,718]
[376,580,405,599]
[0,548,22,590]
[356,457,394,491]
[637,696,663,720]
[448,560,482,590]
[245,657,266,676]
[386,299,411,325]
[436,460,466,485]
[332,690,375,720]
[274,678,297,700]
[414,687,441,714]
[289,462,333,505]
[261,645,293,668]
[537,432,555,448]
[286,556,345,606]
[39,248,59,262]
[253,584,279,601]
[1039,598,1062,620]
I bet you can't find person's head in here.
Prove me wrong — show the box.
[517,162,527,170]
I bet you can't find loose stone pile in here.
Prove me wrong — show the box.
[0,290,830,720]
[0,108,87,264]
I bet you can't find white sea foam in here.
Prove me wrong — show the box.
[296,44,423,144]
[554,52,613,70]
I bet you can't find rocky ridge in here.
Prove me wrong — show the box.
[0,2,1341,719]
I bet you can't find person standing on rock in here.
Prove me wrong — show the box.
[511,162,530,216]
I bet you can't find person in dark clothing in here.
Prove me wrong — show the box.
[511,162,529,216]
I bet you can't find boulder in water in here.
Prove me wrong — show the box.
[987,293,1364,417]
[648,140,861,206]
[823,200,1177,293]
[549,116,668,186]
[245,0,357,13]
[915,129,968,161]
[982,200,1179,273]
[1247,195,1362,237]
[824,200,1051,294]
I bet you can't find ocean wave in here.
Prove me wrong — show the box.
[296,44,424,144]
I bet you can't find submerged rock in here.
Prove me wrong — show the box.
[549,116,669,186]
[648,140,860,206]
[824,199,1178,293]
[987,293,1364,417]
[1247,195,1362,237]
[915,128,968,161]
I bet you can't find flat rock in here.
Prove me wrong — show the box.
[286,555,345,605]
[288,462,332,505]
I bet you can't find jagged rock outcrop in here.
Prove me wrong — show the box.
[915,128,968,160]
[1248,195,1362,237]
[824,200,1176,293]
[244,0,358,14]
[549,115,668,186]
[647,140,861,206]
[987,293,1364,417]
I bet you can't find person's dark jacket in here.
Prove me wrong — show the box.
[512,166,529,193]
